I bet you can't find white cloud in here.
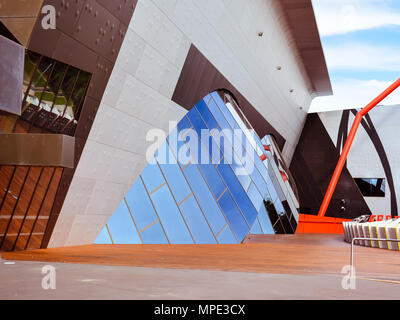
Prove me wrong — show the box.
[312,0,400,36]
[309,78,400,113]
[325,43,400,71]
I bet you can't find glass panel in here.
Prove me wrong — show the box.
[210,92,236,129]
[94,226,112,244]
[150,184,193,244]
[280,213,294,234]
[158,160,191,204]
[125,177,158,231]
[107,202,141,244]
[265,171,279,202]
[36,62,68,128]
[141,221,169,244]
[249,218,263,234]
[207,98,232,133]
[183,163,226,234]
[179,195,217,244]
[168,127,192,167]
[355,178,386,197]
[197,164,226,199]
[247,182,263,211]
[196,99,219,130]
[46,67,79,133]
[141,163,165,193]
[70,71,91,120]
[23,52,41,100]
[274,199,286,216]
[257,206,275,234]
[218,224,238,244]
[217,163,258,224]
[218,191,249,241]
[176,115,192,133]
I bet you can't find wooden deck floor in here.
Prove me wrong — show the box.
[2,234,400,279]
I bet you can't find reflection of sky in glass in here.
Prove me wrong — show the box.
[95,91,299,245]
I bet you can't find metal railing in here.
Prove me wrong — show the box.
[350,237,400,269]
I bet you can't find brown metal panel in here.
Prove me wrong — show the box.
[52,33,98,73]
[0,17,37,47]
[73,0,119,56]
[86,55,114,101]
[50,167,74,215]
[0,0,44,17]
[48,0,85,36]
[96,0,137,25]
[28,21,62,58]
[172,45,287,150]
[74,96,100,139]
[0,0,43,46]
[290,114,371,218]
[0,35,24,115]
[107,21,127,62]
[0,133,75,168]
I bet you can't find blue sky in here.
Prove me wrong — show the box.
[310,0,400,112]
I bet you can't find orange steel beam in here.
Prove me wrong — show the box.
[318,78,400,217]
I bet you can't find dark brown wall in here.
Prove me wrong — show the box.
[20,0,138,249]
[290,113,371,219]
[172,45,286,150]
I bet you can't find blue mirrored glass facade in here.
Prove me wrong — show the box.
[95,91,299,244]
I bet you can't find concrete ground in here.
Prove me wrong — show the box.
[0,259,399,300]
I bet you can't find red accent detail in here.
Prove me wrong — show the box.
[264,145,270,152]
[260,154,267,161]
[318,79,400,217]
[280,171,288,182]
[297,214,351,234]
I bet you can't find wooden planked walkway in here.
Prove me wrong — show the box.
[2,234,400,279]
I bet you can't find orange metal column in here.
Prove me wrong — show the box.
[318,78,400,217]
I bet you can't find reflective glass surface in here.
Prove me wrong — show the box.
[125,177,158,231]
[150,184,193,244]
[106,202,141,244]
[96,90,300,244]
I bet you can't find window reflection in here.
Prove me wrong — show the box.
[355,178,385,197]
[0,50,91,136]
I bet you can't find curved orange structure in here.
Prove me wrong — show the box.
[318,78,400,217]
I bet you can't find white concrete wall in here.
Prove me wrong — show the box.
[319,105,400,215]
[49,0,316,247]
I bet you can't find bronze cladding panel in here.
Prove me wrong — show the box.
[0,134,74,168]
[0,35,24,115]
[0,0,44,46]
